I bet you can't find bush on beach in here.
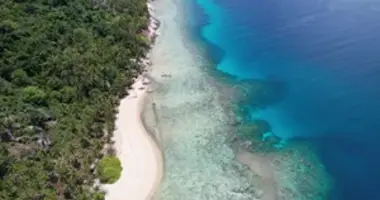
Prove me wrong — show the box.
[97,156,122,184]
[93,191,106,200]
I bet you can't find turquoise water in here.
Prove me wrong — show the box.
[188,0,380,199]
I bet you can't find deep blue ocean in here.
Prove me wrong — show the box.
[187,0,380,199]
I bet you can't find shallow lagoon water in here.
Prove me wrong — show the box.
[190,0,380,199]
[146,0,332,199]
[147,0,261,199]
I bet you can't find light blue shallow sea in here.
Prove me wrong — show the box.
[187,0,380,199]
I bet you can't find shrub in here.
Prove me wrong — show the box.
[22,86,47,105]
[93,192,106,200]
[97,156,122,184]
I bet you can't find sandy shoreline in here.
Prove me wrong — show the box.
[102,1,163,200]
[103,78,163,200]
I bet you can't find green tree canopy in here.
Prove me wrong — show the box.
[0,0,149,199]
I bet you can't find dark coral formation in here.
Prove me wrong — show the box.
[231,81,333,199]
[235,119,281,153]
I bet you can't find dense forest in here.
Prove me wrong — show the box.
[0,0,150,199]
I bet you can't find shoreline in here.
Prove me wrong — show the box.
[102,1,163,200]
[103,78,163,200]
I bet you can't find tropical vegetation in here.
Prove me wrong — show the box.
[0,0,150,199]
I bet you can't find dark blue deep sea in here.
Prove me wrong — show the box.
[186,0,380,199]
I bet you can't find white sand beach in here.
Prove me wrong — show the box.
[102,2,163,200]
[103,78,163,200]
